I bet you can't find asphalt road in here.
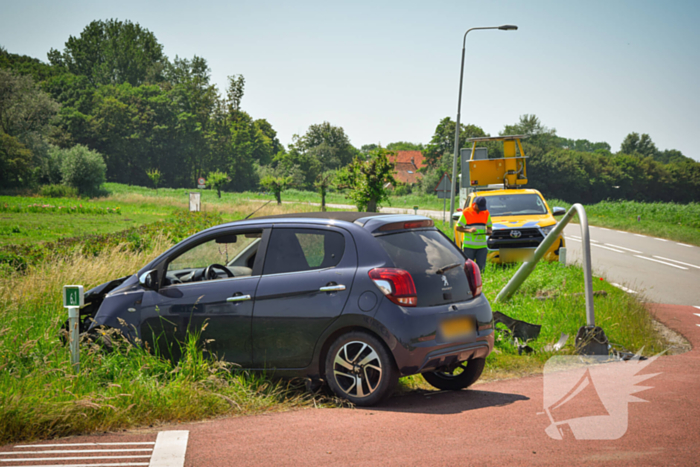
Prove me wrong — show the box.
[562,224,700,306]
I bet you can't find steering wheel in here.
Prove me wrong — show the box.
[203,264,234,280]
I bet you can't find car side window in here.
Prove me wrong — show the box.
[263,228,345,275]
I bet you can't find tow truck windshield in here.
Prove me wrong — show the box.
[484,194,548,216]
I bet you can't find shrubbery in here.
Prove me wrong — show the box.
[58,145,107,196]
[38,184,79,198]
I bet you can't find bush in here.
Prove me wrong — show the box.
[39,184,79,198]
[59,145,107,196]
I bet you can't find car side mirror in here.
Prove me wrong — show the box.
[139,269,158,290]
[552,207,566,216]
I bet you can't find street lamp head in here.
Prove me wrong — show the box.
[498,25,518,30]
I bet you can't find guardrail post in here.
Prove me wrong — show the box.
[495,203,596,327]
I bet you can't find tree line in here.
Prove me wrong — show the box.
[1,18,698,205]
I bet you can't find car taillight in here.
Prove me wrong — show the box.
[368,268,417,307]
[464,259,482,297]
[378,220,434,232]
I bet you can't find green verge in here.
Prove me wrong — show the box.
[0,193,672,443]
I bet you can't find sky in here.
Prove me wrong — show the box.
[1,0,699,161]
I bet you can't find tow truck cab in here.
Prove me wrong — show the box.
[453,135,566,263]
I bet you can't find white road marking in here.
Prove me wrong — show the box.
[15,443,155,448]
[694,306,700,310]
[149,431,189,467]
[654,238,668,242]
[592,244,624,253]
[634,255,689,270]
[634,234,646,238]
[0,449,152,455]
[611,283,638,294]
[677,243,693,248]
[605,243,642,254]
[569,235,598,243]
[694,313,700,318]
[616,230,628,234]
[652,256,700,270]
[599,227,610,231]
[1,455,151,462]
[566,237,581,242]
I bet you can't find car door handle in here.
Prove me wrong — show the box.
[227,294,251,302]
[319,285,346,292]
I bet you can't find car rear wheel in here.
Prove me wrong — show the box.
[422,357,485,391]
[325,332,397,406]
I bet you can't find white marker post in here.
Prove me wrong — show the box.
[63,285,84,372]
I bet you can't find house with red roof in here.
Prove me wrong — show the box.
[387,150,426,185]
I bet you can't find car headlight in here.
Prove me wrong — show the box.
[540,224,556,236]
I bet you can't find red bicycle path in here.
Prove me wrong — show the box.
[2,304,699,466]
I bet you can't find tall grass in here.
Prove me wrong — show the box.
[0,238,343,444]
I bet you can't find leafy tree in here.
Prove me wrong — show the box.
[314,170,336,211]
[207,170,229,198]
[386,141,424,151]
[360,143,378,155]
[259,175,293,205]
[146,168,162,191]
[58,144,106,196]
[48,19,166,87]
[286,122,359,188]
[423,117,486,168]
[620,132,658,158]
[337,148,396,212]
[0,69,59,164]
[0,132,33,187]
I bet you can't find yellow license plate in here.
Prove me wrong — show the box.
[440,317,475,339]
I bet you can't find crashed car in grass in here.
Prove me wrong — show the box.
[77,212,494,406]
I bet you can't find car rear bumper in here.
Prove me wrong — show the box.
[373,293,495,376]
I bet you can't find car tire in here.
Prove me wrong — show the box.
[422,357,485,391]
[325,331,398,406]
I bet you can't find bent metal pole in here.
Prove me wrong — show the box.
[495,204,596,327]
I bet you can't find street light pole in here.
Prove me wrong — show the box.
[449,25,518,228]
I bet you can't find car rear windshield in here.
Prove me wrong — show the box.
[485,194,548,216]
[375,229,471,307]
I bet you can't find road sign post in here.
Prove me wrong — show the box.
[434,173,452,224]
[63,285,84,372]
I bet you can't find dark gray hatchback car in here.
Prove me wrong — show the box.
[81,212,494,406]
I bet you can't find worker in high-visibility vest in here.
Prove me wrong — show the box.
[456,196,492,273]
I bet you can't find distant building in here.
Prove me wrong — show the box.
[387,151,425,185]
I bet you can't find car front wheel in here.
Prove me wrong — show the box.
[422,357,485,391]
[325,331,397,406]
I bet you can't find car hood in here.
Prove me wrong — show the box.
[491,214,555,230]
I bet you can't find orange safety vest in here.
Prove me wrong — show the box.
[458,206,492,249]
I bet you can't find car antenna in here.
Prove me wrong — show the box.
[244,200,273,219]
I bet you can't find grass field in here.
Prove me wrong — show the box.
[0,185,678,443]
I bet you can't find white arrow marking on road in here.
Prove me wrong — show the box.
[592,244,624,253]
[651,256,700,270]
[634,255,689,270]
[611,283,638,294]
[605,243,642,254]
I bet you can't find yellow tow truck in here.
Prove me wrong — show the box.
[453,135,566,263]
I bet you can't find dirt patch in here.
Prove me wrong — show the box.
[652,317,691,355]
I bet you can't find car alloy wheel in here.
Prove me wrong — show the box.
[333,341,383,398]
[325,331,397,406]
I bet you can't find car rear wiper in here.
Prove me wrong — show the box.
[435,262,462,274]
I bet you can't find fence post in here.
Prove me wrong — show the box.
[63,285,84,372]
